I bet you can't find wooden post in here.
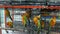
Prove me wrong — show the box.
[0,29,2,34]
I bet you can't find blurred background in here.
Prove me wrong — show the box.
[0,0,60,34]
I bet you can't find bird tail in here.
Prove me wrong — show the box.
[9,15,13,21]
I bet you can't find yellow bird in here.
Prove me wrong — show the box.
[33,15,40,27]
[21,10,32,26]
[33,15,45,28]
[5,8,13,21]
[50,16,56,27]
[6,21,13,28]
[22,13,27,26]
[33,16,38,26]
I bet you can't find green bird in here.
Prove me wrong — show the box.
[38,20,41,28]
[5,8,13,21]
[24,16,27,27]
[37,20,41,34]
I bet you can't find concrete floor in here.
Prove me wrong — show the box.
[1,29,60,34]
